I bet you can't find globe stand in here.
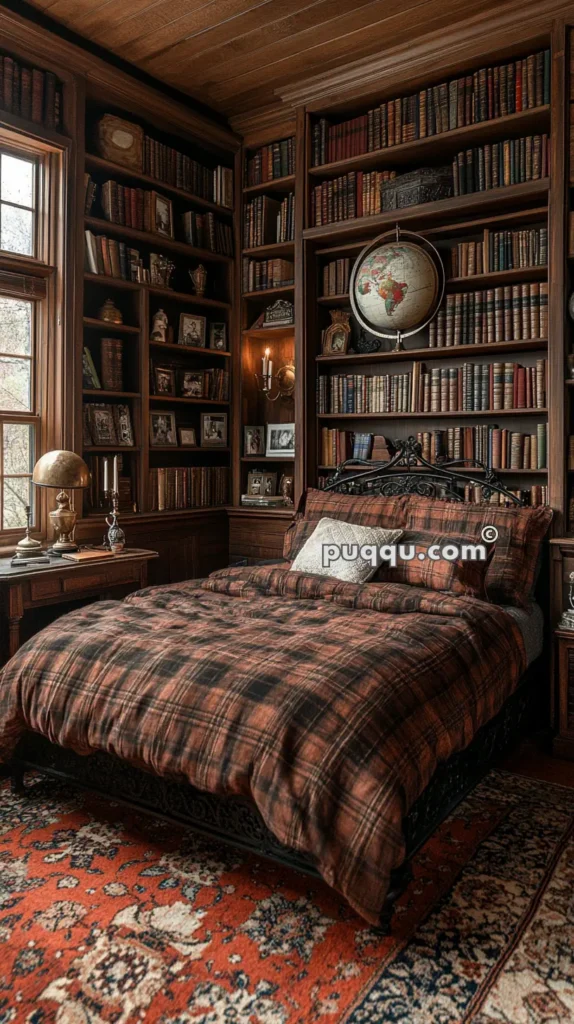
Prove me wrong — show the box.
[394,330,403,352]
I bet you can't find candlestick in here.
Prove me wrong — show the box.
[103,458,109,494]
[113,455,119,494]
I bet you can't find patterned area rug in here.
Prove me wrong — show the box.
[0,770,573,1023]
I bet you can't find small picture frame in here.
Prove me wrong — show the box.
[266,422,295,458]
[244,425,265,456]
[321,310,351,355]
[113,403,134,447]
[247,470,265,496]
[88,404,117,446]
[152,192,173,239]
[150,411,177,446]
[200,412,228,447]
[179,370,204,399]
[179,313,206,348]
[209,322,227,351]
[178,427,197,447]
[261,471,277,497]
[152,365,176,396]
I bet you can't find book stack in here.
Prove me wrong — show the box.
[415,423,547,469]
[0,51,62,129]
[242,258,294,292]
[451,134,549,194]
[148,466,229,510]
[245,138,295,185]
[84,231,142,280]
[143,135,233,208]
[464,483,547,506]
[86,454,134,512]
[322,258,352,297]
[311,49,550,165]
[317,358,546,414]
[243,194,294,247]
[101,338,123,391]
[450,226,547,276]
[183,211,233,256]
[311,170,397,226]
[320,429,394,465]
[428,282,548,347]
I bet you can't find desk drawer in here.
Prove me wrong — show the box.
[63,572,108,593]
[29,578,62,601]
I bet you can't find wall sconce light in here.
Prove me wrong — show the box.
[254,347,295,402]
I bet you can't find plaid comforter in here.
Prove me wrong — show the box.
[0,565,527,923]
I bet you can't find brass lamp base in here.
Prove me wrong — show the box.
[49,489,78,553]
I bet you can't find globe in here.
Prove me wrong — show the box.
[352,240,439,337]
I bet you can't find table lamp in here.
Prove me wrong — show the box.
[32,450,90,553]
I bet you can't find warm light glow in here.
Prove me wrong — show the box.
[264,347,271,357]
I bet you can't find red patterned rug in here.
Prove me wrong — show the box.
[1,769,573,1023]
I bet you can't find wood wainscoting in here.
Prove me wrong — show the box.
[228,508,294,564]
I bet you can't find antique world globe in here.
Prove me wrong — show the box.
[350,230,444,341]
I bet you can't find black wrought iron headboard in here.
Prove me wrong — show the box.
[324,437,526,506]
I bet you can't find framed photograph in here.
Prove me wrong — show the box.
[150,411,177,446]
[178,427,197,447]
[152,192,173,238]
[200,412,228,447]
[247,470,265,496]
[152,365,176,396]
[113,404,134,447]
[209,322,227,351]
[179,370,204,399]
[244,425,265,456]
[266,422,295,458]
[321,310,351,355]
[261,471,277,497]
[88,404,117,446]
[179,313,206,348]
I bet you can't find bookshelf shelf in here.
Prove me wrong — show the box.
[317,464,547,474]
[147,285,231,309]
[84,272,141,291]
[149,395,229,406]
[316,338,548,365]
[150,446,231,453]
[82,390,141,398]
[309,105,550,179]
[149,340,231,356]
[317,294,350,305]
[240,456,295,462]
[83,446,141,452]
[83,317,140,333]
[85,154,234,217]
[243,285,295,300]
[243,175,296,196]
[242,241,294,258]
[85,216,232,264]
[447,266,547,289]
[317,409,547,419]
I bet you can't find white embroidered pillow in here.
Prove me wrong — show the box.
[289,517,403,583]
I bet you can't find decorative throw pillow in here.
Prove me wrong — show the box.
[289,517,403,583]
[375,529,491,598]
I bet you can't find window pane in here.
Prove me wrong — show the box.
[1,203,33,255]
[0,356,31,411]
[3,422,33,474]
[1,154,34,207]
[0,297,32,355]
[3,475,31,530]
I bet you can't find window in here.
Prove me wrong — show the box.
[0,151,36,257]
[0,295,36,530]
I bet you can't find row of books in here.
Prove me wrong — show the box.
[84,231,141,281]
[99,180,162,233]
[183,211,233,257]
[451,134,549,195]
[317,359,547,414]
[311,49,550,165]
[462,484,547,506]
[82,340,123,392]
[242,257,294,293]
[85,455,135,513]
[0,51,61,130]
[322,258,352,297]
[245,138,295,186]
[311,170,396,226]
[449,227,547,277]
[142,135,233,209]
[148,466,229,510]
[320,430,391,466]
[243,194,295,248]
[428,283,548,347]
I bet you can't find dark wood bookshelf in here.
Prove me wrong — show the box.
[83,317,140,333]
[85,153,234,217]
[446,265,547,289]
[149,340,231,356]
[84,272,141,290]
[147,285,231,309]
[83,446,141,452]
[317,409,548,419]
[242,241,294,258]
[85,215,232,264]
[243,284,295,300]
[243,175,296,196]
[151,446,231,453]
[82,389,141,397]
[316,338,548,365]
[241,456,295,462]
[149,395,229,406]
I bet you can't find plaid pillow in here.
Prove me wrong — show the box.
[402,496,552,607]
[375,529,491,598]
[283,488,406,560]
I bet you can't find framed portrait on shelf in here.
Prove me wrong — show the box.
[179,370,204,399]
[178,427,197,447]
[244,425,265,456]
[152,365,176,396]
[179,313,206,348]
[113,404,134,447]
[247,470,265,496]
[209,322,227,350]
[200,412,228,447]
[266,422,295,458]
[152,192,173,238]
[88,404,117,446]
[150,411,177,446]
[261,471,277,497]
[321,311,351,355]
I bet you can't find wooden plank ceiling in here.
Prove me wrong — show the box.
[26,0,503,125]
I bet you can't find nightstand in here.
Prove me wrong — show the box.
[0,548,158,665]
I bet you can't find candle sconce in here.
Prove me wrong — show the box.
[255,348,295,402]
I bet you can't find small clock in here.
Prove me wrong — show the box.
[98,114,144,172]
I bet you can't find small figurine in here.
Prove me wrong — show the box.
[189,264,207,297]
[105,510,125,554]
[99,298,123,324]
[279,473,294,506]
[559,571,574,630]
[150,308,168,343]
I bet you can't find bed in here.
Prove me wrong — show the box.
[0,440,551,928]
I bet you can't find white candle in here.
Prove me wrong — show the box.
[103,458,109,493]
[262,348,269,381]
[113,455,119,494]
[267,358,273,390]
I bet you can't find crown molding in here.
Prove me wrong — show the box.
[278,0,570,111]
[230,104,297,146]
[0,4,240,152]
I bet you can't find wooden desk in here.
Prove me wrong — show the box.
[0,548,158,663]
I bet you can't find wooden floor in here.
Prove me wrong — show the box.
[502,737,574,788]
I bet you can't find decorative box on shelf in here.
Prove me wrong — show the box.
[380,166,453,212]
